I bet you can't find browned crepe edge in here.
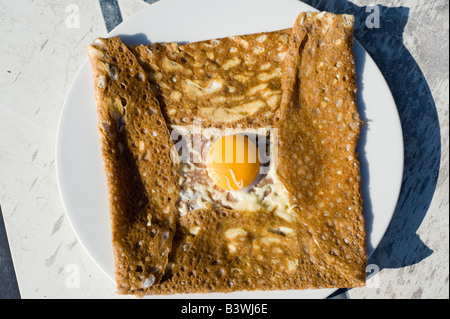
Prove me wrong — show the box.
[87,36,180,295]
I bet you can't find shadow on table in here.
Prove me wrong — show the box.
[0,205,21,299]
[300,0,440,298]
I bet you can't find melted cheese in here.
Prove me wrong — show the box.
[171,125,295,223]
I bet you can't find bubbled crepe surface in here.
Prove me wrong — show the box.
[131,29,291,129]
[87,12,366,296]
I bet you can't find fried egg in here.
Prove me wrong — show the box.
[171,125,295,223]
[206,134,261,191]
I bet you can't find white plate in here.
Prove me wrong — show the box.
[56,0,404,299]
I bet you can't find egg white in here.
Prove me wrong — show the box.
[170,124,296,222]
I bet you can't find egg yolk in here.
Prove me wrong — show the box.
[206,135,261,191]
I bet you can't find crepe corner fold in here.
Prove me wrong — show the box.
[87,36,180,295]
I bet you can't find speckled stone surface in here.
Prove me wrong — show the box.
[302,0,449,299]
[0,0,448,299]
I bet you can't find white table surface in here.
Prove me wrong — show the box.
[0,0,448,299]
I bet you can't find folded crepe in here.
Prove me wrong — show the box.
[87,11,366,296]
